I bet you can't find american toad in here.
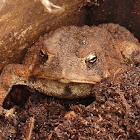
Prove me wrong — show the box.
[0,23,140,113]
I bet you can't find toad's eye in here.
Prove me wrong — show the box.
[40,50,48,61]
[85,53,97,67]
[40,50,46,56]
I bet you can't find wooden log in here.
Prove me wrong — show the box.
[88,0,140,40]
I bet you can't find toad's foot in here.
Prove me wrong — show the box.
[0,64,30,113]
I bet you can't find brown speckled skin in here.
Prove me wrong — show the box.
[0,23,140,106]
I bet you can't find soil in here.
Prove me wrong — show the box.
[0,65,139,140]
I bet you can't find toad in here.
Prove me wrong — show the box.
[0,23,140,115]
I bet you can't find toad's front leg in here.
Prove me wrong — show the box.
[0,64,30,116]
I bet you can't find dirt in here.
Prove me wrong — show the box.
[0,65,139,140]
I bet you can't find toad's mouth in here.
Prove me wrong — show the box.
[35,75,101,85]
[35,77,100,85]
[58,78,97,84]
